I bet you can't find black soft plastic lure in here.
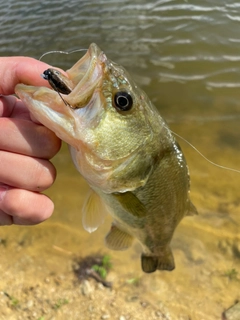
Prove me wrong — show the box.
[42,68,72,94]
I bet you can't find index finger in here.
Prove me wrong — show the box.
[0,57,51,95]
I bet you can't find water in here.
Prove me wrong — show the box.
[1,1,240,319]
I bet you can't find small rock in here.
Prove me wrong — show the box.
[222,302,240,320]
[119,316,126,320]
[45,277,50,283]
[101,315,110,319]
[140,301,148,308]
[81,280,94,296]
[97,283,105,290]
[27,300,33,308]
[155,311,163,318]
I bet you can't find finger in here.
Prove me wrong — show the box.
[0,151,56,192]
[0,210,13,225]
[0,118,61,158]
[0,57,50,95]
[0,187,54,225]
[0,56,68,96]
[0,95,28,118]
[0,95,46,125]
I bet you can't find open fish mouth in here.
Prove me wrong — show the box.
[16,43,106,111]
[14,44,107,147]
[59,43,105,109]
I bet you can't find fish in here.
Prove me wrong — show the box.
[15,43,197,273]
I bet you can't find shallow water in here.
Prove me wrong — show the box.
[1,1,240,319]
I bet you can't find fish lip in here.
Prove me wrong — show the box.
[63,43,105,109]
[88,43,104,60]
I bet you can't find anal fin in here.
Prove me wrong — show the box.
[105,225,133,251]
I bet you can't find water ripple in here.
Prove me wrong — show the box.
[0,0,240,111]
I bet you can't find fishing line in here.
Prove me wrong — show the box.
[39,49,88,107]
[39,48,88,61]
[171,129,240,174]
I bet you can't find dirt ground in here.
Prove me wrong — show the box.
[1,213,240,320]
[1,135,240,320]
[0,226,181,320]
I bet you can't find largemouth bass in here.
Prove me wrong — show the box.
[15,43,197,273]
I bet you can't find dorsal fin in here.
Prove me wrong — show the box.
[186,200,198,216]
[112,192,147,218]
[82,189,108,233]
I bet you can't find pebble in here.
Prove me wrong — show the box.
[97,283,105,290]
[45,277,50,284]
[27,300,33,308]
[140,301,148,308]
[101,315,110,319]
[223,302,240,320]
[81,280,95,296]
[155,311,163,318]
[119,316,126,320]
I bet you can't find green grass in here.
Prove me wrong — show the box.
[92,255,112,279]
[53,298,69,310]
[223,268,238,280]
[3,292,19,308]
[126,277,141,286]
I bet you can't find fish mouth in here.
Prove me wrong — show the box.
[14,43,107,147]
[63,43,106,109]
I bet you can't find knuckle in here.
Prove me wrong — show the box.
[37,126,61,159]
[33,160,57,191]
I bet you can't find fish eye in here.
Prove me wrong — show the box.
[113,91,133,111]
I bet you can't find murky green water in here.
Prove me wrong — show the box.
[1,1,240,319]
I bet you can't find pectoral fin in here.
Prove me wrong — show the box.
[112,192,147,218]
[82,189,107,233]
[105,225,133,251]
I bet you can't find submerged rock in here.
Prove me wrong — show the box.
[222,302,240,320]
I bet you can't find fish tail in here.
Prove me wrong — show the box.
[141,246,175,273]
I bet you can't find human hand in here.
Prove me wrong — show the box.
[0,57,61,225]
